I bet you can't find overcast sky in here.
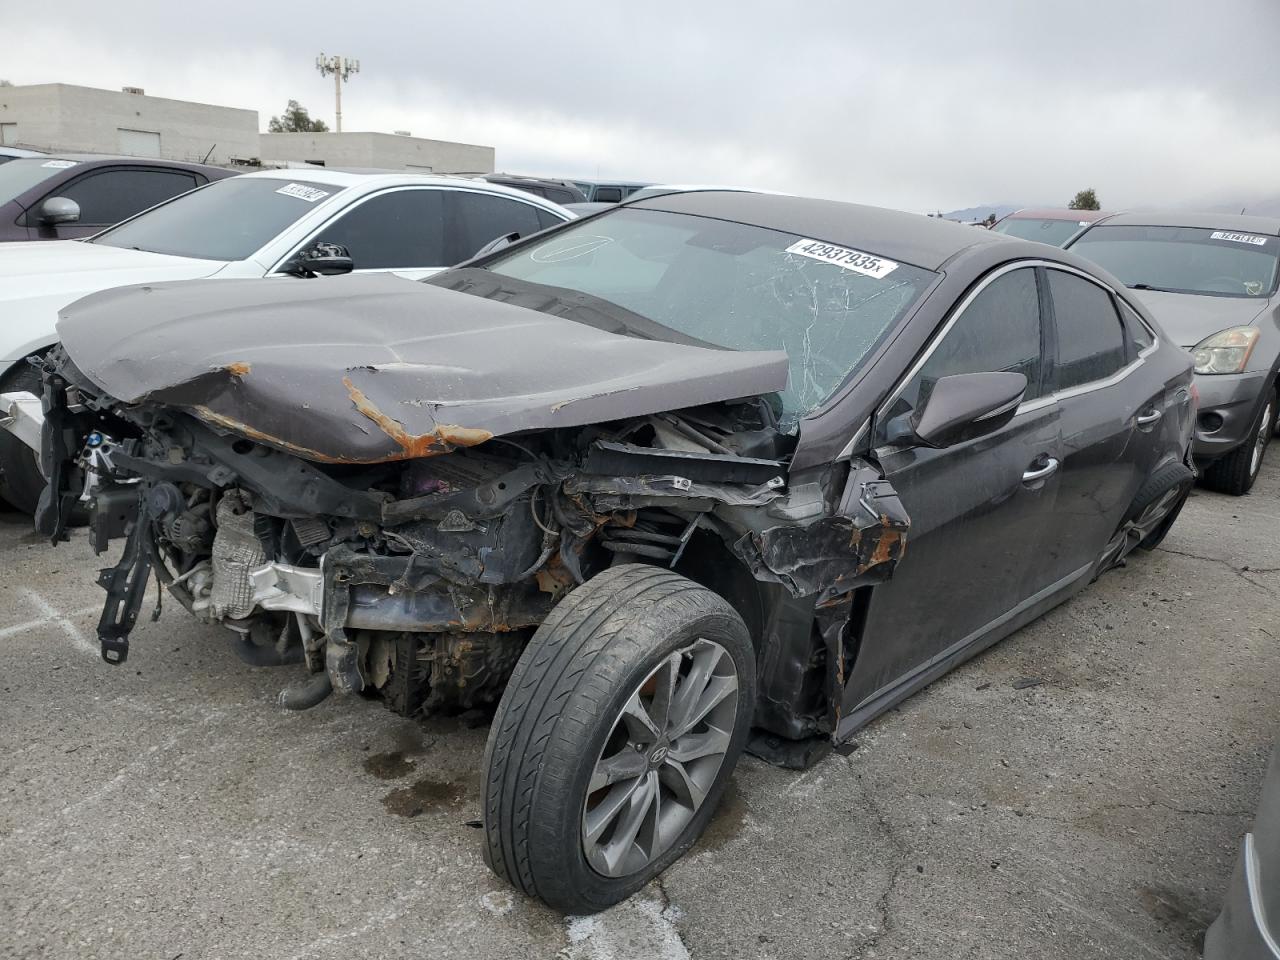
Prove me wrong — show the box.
[2,0,1276,213]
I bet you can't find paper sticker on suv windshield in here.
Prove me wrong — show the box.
[41,160,78,169]
[276,183,330,203]
[785,239,898,278]
[1211,231,1268,246]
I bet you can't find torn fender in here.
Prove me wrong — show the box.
[732,467,910,601]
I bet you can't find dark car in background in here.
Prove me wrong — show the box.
[478,173,587,205]
[0,154,234,241]
[992,208,1113,247]
[0,145,45,164]
[1068,213,1280,494]
[571,179,651,202]
[32,192,1195,912]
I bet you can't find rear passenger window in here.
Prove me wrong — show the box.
[594,187,623,203]
[1119,301,1155,352]
[896,267,1043,415]
[1048,270,1127,389]
[450,193,546,262]
[535,209,565,231]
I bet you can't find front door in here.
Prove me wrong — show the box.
[842,265,1062,718]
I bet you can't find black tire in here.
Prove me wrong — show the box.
[0,362,46,515]
[481,563,755,913]
[1201,393,1275,496]
[1095,460,1194,578]
[1132,460,1194,551]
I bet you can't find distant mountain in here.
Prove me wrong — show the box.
[939,203,1021,222]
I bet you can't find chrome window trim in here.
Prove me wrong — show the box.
[875,259,1152,435]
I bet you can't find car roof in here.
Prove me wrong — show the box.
[234,168,574,213]
[1005,208,1113,222]
[16,153,232,176]
[1088,210,1280,235]
[627,190,1025,271]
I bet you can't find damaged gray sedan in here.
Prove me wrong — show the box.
[30,192,1196,912]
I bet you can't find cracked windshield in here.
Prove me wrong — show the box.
[488,207,935,423]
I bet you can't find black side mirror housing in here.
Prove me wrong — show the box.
[287,242,354,278]
[902,371,1028,449]
[472,231,521,259]
[39,197,81,225]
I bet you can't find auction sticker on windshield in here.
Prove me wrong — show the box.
[41,160,77,169]
[1210,231,1269,246]
[785,239,898,278]
[276,183,331,203]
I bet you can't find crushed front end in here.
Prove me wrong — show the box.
[36,274,910,735]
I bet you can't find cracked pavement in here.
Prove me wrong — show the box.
[2,465,1278,959]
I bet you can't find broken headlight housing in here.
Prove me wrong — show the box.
[1191,327,1259,375]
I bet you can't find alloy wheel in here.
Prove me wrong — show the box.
[582,637,739,878]
[1250,400,1273,478]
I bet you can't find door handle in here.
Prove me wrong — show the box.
[1022,456,1060,483]
[1136,408,1163,426]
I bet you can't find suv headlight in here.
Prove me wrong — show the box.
[1191,327,1259,374]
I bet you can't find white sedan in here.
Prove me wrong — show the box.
[0,168,573,512]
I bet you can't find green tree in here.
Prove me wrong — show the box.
[267,100,329,133]
[1068,188,1100,211]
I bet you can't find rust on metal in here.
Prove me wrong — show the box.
[222,362,252,378]
[343,376,493,459]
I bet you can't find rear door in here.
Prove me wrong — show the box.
[843,264,1062,711]
[1038,267,1155,583]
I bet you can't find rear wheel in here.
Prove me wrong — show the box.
[1096,460,1194,575]
[0,362,46,515]
[1201,394,1275,496]
[481,563,755,913]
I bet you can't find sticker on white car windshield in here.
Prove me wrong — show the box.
[276,183,331,203]
[1211,231,1268,246]
[41,160,78,169]
[785,239,898,278]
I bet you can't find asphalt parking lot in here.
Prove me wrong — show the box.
[1,467,1278,960]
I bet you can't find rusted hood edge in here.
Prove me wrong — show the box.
[56,273,791,463]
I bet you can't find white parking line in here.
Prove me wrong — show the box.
[0,588,102,656]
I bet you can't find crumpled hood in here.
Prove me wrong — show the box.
[1129,288,1269,347]
[57,272,790,464]
[0,240,224,304]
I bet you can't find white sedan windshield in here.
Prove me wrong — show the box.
[93,178,339,262]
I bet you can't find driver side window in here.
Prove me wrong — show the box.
[311,189,446,270]
[895,266,1044,417]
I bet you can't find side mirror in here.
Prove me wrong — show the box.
[39,197,80,225]
[902,371,1028,449]
[472,231,521,259]
[287,242,354,278]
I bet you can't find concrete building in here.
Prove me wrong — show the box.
[0,82,495,174]
[257,131,493,173]
[0,83,259,166]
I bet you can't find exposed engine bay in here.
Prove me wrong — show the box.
[38,349,908,738]
[32,273,910,744]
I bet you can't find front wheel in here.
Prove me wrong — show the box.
[481,563,755,913]
[1201,394,1275,496]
